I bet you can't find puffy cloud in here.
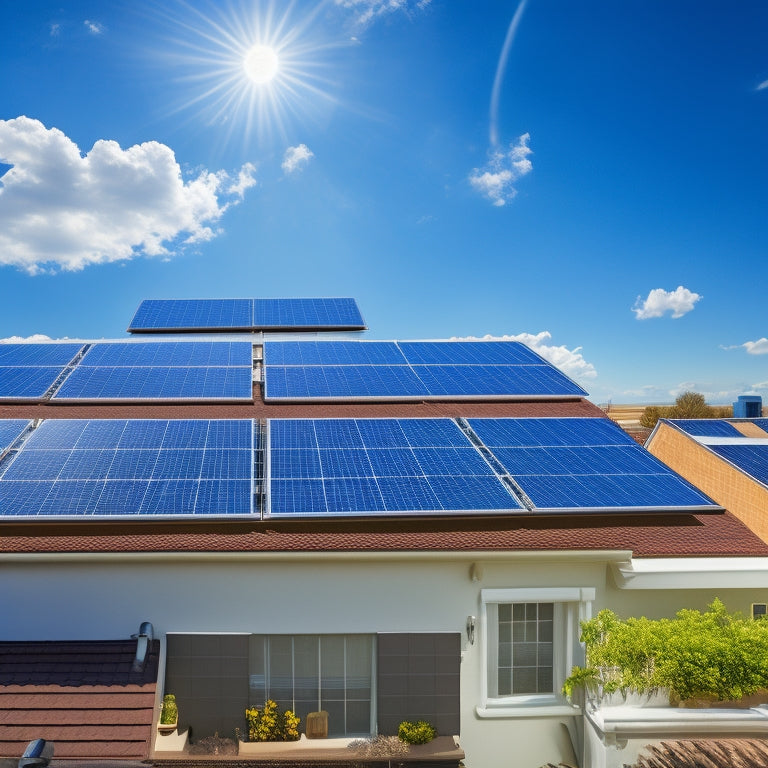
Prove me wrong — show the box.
[757,79,768,91]
[335,0,431,27]
[742,338,768,355]
[452,330,597,383]
[0,117,256,274]
[469,133,532,207]
[632,286,701,320]
[0,334,57,343]
[84,20,104,34]
[282,144,314,174]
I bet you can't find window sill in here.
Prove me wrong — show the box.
[476,703,581,719]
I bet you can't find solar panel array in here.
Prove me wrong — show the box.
[263,341,587,401]
[267,418,521,517]
[0,419,253,517]
[752,418,768,435]
[467,417,715,511]
[0,344,84,399]
[128,298,365,332]
[53,342,253,401]
[671,419,745,438]
[0,415,720,519]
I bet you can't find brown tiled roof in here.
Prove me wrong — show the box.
[0,396,603,420]
[0,510,765,558]
[631,739,768,768]
[0,640,159,760]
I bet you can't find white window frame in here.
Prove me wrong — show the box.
[477,587,595,718]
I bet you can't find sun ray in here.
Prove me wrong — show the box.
[148,0,346,147]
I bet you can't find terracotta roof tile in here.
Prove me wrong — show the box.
[0,641,159,760]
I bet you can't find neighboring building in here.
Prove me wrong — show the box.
[2,298,768,768]
[645,413,768,545]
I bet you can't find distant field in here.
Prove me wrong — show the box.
[602,405,648,426]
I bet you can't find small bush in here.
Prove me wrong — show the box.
[398,720,436,745]
[245,700,300,742]
[160,693,178,724]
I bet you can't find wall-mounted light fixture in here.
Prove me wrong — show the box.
[466,615,476,645]
[469,563,483,582]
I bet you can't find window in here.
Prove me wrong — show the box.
[249,634,374,737]
[479,587,594,717]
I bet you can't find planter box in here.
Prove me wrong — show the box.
[157,718,178,735]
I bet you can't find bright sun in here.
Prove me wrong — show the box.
[243,44,279,85]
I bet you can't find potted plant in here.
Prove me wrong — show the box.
[158,693,178,734]
[563,599,768,708]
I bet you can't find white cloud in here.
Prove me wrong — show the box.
[0,117,256,274]
[335,0,431,27]
[632,285,701,320]
[451,330,597,383]
[84,20,104,34]
[0,334,57,343]
[50,23,61,36]
[757,79,768,91]
[282,144,314,174]
[742,338,768,355]
[469,133,532,207]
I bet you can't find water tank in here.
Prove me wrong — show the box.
[733,395,762,418]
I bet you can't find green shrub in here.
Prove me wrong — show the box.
[160,693,178,724]
[563,599,768,703]
[398,720,436,745]
[245,700,300,742]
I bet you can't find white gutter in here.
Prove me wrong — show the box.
[613,557,768,589]
[0,548,633,565]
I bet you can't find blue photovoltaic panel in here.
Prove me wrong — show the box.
[128,299,254,332]
[396,341,544,365]
[53,366,252,400]
[80,341,252,367]
[0,419,254,518]
[262,340,587,401]
[0,343,84,400]
[671,420,744,438]
[468,417,716,511]
[267,418,521,517]
[253,297,364,329]
[0,420,30,452]
[128,297,365,332]
[709,444,768,487]
[0,343,83,366]
[51,341,253,401]
[264,341,405,366]
[0,368,70,399]
[264,365,429,400]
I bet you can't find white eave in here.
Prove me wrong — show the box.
[613,557,768,589]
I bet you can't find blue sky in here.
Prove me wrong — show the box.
[1,0,766,405]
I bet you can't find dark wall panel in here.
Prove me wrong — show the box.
[377,632,460,736]
[165,634,249,740]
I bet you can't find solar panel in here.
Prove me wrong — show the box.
[262,340,588,401]
[266,418,521,517]
[708,444,768,487]
[51,342,253,401]
[750,419,768,435]
[0,419,254,518]
[468,417,716,511]
[0,344,84,400]
[128,298,366,332]
[671,420,744,438]
[128,299,253,332]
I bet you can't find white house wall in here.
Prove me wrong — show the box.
[2,552,768,768]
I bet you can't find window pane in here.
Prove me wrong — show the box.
[513,667,536,694]
[293,636,319,701]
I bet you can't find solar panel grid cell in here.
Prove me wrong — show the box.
[467,417,715,510]
[0,368,69,399]
[267,417,521,517]
[0,343,84,366]
[0,419,253,517]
